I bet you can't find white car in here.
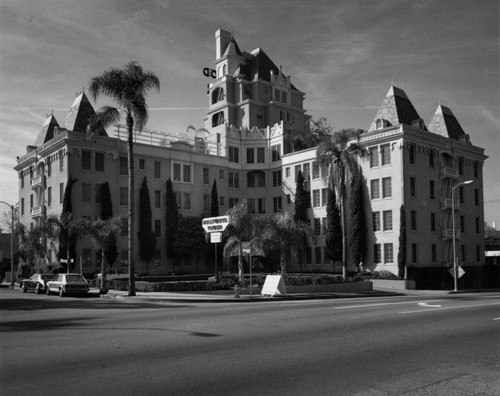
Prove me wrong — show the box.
[46,273,90,297]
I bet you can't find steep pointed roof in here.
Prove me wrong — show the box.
[33,114,59,147]
[64,92,107,136]
[223,37,242,57]
[368,86,425,131]
[428,105,467,140]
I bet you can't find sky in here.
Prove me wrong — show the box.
[0,0,499,227]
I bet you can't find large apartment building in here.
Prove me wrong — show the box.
[14,29,488,288]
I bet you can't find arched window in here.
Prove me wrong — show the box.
[223,64,227,75]
[212,111,225,127]
[212,87,224,104]
[376,119,382,129]
[247,171,266,188]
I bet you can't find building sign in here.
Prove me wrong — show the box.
[203,67,217,78]
[261,275,287,297]
[202,215,230,232]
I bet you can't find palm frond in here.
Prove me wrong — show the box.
[87,106,121,135]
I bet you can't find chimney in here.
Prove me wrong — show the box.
[215,29,232,60]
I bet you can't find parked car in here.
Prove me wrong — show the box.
[96,269,137,280]
[20,273,54,294]
[46,273,90,297]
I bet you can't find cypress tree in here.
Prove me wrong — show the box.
[100,182,118,266]
[58,176,77,270]
[397,205,407,279]
[325,186,342,263]
[210,179,219,216]
[294,170,309,223]
[165,178,179,259]
[138,177,156,262]
[349,166,366,269]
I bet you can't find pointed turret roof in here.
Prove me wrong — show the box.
[64,91,107,136]
[368,86,425,132]
[428,105,467,141]
[223,37,242,57]
[33,114,59,147]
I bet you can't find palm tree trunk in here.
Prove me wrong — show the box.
[340,197,347,279]
[127,113,136,296]
[100,250,108,294]
[280,253,287,275]
[238,244,244,283]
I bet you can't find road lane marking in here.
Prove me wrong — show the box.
[335,300,444,310]
[400,301,500,314]
[493,318,500,321]
[417,302,442,308]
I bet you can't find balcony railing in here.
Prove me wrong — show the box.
[441,197,460,210]
[441,167,458,179]
[31,205,46,218]
[30,175,45,189]
[443,228,460,240]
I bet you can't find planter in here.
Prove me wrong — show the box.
[371,279,416,290]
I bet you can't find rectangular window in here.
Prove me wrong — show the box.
[295,165,301,181]
[312,190,320,208]
[247,148,254,164]
[154,190,161,209]
[313,218,321,236]
[383,210,392,231]
[430,180,435,200]
[21,198,24,215]
[305,247,312,265]
[303,163,310,180]
[371,179,380,200]
[120,218,128,237]
[274,89,280,102]
[431,213,436,232]
[47,187,52,207]
[155,249,162,266]
[219,170,224,180]
[229,198,239,209]
[120,187,128,206]
[369,146,379,168]
[229,146,239,163]
[82,183,92,203]
[384,243,394,264]
[282,91,288,103]
[257,147,265,163]
[47,162,51,177]
[21,172,25,188]
[175,192,181,209]
[409,144,415,164]
[59,183,64,204]
[119,157,128,175]
[173,164,181,181]
[411,244,418,263]
[411,210,417,231]
[59,151,64,171]
[458,158,463,175]
[461,245,466,262]
[410,177,416,197]
[203,168,209,185]
[475,217,480,234]
[219,196,225,207]
[312,161,319,179]
[285,167,290,179]
[431,244,437,263]
[183,165,191,183]
[203,195,210,212]
[315,246,322,265]
[154,161,161,179]
[321,188,328,207]
[474,162,479,178]
[29,194,32,209]
[429,149,435,169]
[459,186,464,204]
[381,144,391,166]
[139,158,145,170]
[183,193,191,211]
[258,198,266,214]
[273,196,282,213]
[474,189,479,206]
[82,248,92,269]
[248,199,255,214]
[374,244,381,264]
[95,152,104,172]
[476,245,480,262]
[382,177,392,198]
[373,212,381,232]
[82,150,91,170]
[271,144,281,162]
[272,171,282,187]
[229,172,240,188]
[460,215,465,234]
[154,219,161,237]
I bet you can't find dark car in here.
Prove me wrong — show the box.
[20,274,55,294]
[46,273,90,297]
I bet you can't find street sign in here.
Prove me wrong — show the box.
[202,215,230,232]
[210,232,222,243]
[448,266,465,279]
[261,275,287,297]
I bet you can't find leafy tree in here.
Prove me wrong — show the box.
[310,117,334,144]
[99,182,118,266]
[138,177,156,262]
[349,164,366,269]
[48,213,82,273]
[325,185,342,263]
[77,217,121,294]
[165,178,179,260]
[294,170,309,223]
[317,128,368,278]
[398,205,407,279]
[172,216,207,270]
[88,61,160,296]
[16,222,52,274]
[57,176,78,271]
[210,179,219,216]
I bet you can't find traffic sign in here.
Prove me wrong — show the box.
[202,215,230,232]
[448,266,465,279]
[210,232,222,243]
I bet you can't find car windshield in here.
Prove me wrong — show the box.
[41,275,54,281]
[66,275,86,282]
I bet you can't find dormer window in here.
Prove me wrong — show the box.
[212,111,225,127]
[212,87,224,104]
[376,119,382,129]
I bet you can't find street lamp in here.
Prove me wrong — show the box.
[451,180,473,292]
[0,201,15,288]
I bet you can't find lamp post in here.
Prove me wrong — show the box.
[451,180,473,292]
[0,201,15,288]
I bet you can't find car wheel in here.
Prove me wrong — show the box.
[22,284,27,293]
[59,288,65,297]
[46,287,51,296]
[35,284,41,294]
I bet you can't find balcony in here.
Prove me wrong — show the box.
[441,197,460,210]
[31,175,45,190]
[441,167,458,179]
[443,228,460,240]
[31,205,46,218]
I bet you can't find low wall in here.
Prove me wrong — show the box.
[371,279,416,290]
[285,282,373,294]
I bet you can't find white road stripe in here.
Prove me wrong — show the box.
[335,300,444,310]
[400,301,500,314]
[417,302,442,308]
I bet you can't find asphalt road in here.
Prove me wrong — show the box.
[1,288,499,396]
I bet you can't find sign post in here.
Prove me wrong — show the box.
[202,216,230,283]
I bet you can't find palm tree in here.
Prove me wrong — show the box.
[88,62,160,296]
[46,213,81,273]
[77,217,122,294]
[256,212,312,276]
[316,128,367,278]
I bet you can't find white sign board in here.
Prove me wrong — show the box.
[210,232,222,243]
[202,215,230,232]
[449,266,465,279]
[261,275,287,297]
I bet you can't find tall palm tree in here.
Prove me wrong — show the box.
[255,212,312,276]
[88,61,159,296]
[77,217,122,294]
[316,128,367,278]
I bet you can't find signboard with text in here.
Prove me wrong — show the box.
[261,275,287,297]
[202,216,230,232]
